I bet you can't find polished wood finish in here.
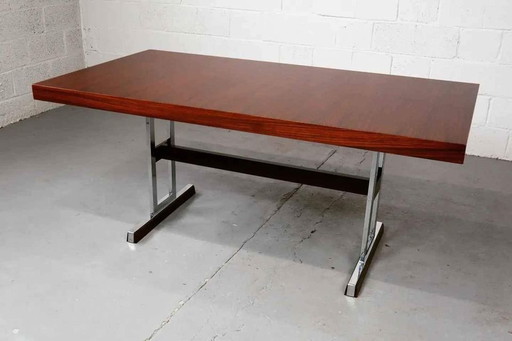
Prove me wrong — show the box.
[32,50,478,163]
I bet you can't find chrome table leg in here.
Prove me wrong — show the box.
[127,118,195,243]
[345,152,385,297]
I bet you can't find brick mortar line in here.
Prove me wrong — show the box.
[143,148,337,341]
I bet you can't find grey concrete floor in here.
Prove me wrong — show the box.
[0,106,511,341]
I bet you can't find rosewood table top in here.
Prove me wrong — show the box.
[33,50,478,163]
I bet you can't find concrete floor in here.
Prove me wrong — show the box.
[0,106,511,341]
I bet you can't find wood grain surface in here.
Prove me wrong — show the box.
[32,50,479,163]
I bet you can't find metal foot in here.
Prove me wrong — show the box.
[345,222,384,297]
[345,151,385,297]
[127,184,196,243]
[127,118,195,243]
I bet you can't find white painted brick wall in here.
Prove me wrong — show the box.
[33,0,510,160]
[399,0,439,23]
[501,32,512,65]
[391,55,431,77]
[466,126,509,159]
[472,96,491,126]
[0,0,85,127]
[458,29,502,62]
[488,98,512,130]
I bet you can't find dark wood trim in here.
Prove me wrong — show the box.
[155,142,371,195]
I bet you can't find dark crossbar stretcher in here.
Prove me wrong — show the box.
[32,50,479,297]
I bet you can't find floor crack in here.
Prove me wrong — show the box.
[358,151,369,165]
[143,148,338,340]
[313,192,345,228]
[319,149,337,169]
[293,192,344,264]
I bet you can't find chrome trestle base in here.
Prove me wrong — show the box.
[344,151,385,297]
[126,118,195,244]
[127,184,195,243]
[129,118,386,297]
[345,221,384,297]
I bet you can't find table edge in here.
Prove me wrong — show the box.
[32,84,467,164]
